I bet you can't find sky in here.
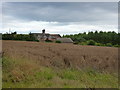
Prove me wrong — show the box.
[1,2,118,35]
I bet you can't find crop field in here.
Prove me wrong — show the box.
[2,40,118,88]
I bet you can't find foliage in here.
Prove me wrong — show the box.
[79,42,87,45]
[55,40,61,43]
[2,32,37,42]
[87,40,96,45]
[73,42,79,44]
[106,43,112,47]
[45,39,53,42]
[95,43,102,46]
[2,31,120,47]
[63,31,120,47]
[113,44,120,47]
[34,40,39,42]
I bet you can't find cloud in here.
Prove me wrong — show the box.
[1,2,118,34]
[3,2,118,23]
[2,20,118,35]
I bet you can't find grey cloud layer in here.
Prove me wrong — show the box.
[3,2,118,25]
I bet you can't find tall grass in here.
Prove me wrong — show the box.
[2,56,118,88]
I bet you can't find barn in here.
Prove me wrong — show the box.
[57,38,73,43]
[31,29,61,41]
[31,29,73,43]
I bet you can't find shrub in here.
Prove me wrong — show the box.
[95,43,103,46]
[101,44,106,46]
[55,40,61,43]
[76,37,86,43]
[80,42,87,45]
[73,42,79,44]
[45,39,53,42]
[87,40,96,45]
[34,40,39,42]
[114,44,120,47]
[106,43,112,47]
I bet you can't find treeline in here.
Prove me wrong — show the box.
[63,31,120,47]
[2,31,120,47]
[2,32,38,42]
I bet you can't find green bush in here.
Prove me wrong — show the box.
[114,44,120,47]
[34,40,39,42]
[87,40,96,45]
[73,42,79,44]
[101,44,106,46]
[76,37,86,43]
[80,42,87,45]
[55,40,61,43]
[95,43,101,46]
[45,40,53,42]
[106,43,112,47]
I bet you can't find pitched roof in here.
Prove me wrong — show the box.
[50,34,61,37]
[57,38,73,43]
[31,33,61,38]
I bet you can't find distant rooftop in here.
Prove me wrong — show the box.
[57,38,73,43]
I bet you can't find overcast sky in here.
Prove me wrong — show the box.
[1,2,118,35]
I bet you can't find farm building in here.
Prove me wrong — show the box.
[31,29,61,42]
[57,38,73,43]
[31,29,73,43]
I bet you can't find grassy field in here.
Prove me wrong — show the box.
[2,40,118,88]
[2,56,118,88]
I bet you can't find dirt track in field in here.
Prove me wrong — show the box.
[2,40,118,73]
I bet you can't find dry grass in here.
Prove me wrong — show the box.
[2,40,119,88]
[2,40,118,73]
[2,56,118,88]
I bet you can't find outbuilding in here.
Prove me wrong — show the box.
[56,38,73,43]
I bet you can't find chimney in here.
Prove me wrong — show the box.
[42,29,45,34]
